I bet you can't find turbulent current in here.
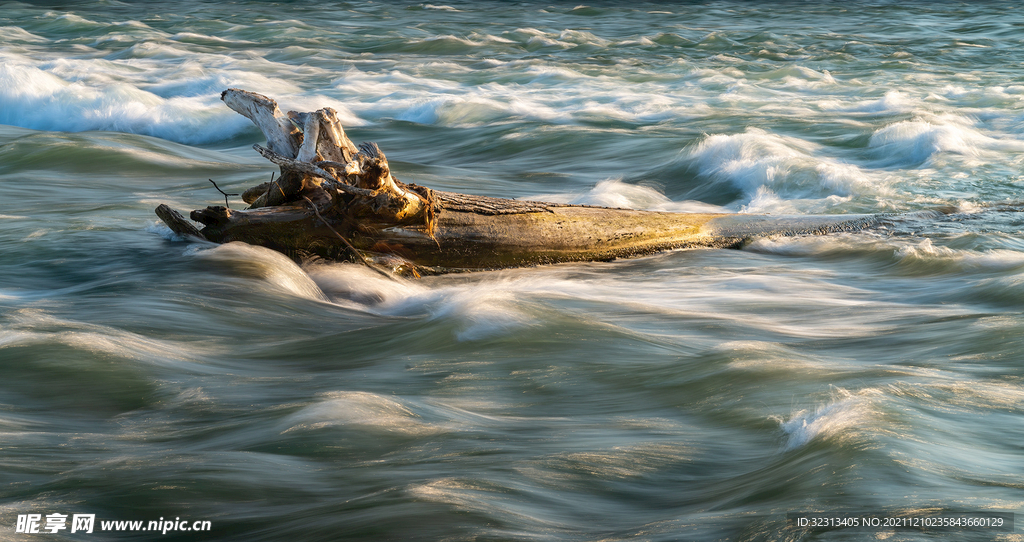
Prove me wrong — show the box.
[2,1,1024,540]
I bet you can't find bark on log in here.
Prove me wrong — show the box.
[347,142,427,223]
[185,194,881,271]
[155,204,206,240]
[155,89,887,274]
[241,182,271,204]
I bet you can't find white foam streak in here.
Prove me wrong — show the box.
[146,222,183,242]
[749,235,1024,273]
[777,388,881,449]
[308,265,533,342]
[0,26,47,43]
[395,95,546,126]
[188,243,329,302]
[529,179,731,213]
[2,4,1022,220]
[687,128,878,210]
[749,65,836,87]
[692,128,815,190]
[282,391,441,435]
[868,115,1024,166]
[820,90,916,114]
[307,255,904,344]
[895,238,1024,271]
[170,32,252,45]
[331,61,710,128]
[423,288,533,342]
[2,309,209,369]
[305,264,426,307]
[0,59,256,144]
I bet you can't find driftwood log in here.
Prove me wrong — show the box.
[155,89,883,274]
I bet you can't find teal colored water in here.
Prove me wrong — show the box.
[2,1,1023,540]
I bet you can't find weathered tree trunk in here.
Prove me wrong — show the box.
[187,193,880,271]
[155,89,884,274]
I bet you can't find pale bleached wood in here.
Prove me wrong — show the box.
[221,89,299,158]
[252,144,375,198]
[316,108,358,162]
[294,112,320,163]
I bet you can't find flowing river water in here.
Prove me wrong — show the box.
[2,1,1023,540]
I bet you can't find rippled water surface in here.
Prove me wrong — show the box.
[2,1,1024,540]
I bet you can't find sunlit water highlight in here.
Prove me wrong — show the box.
[2,1,1024,540]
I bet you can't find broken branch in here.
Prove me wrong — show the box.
[252,144,375,197]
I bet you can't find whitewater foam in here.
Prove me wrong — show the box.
[310,264,535,342]
[685,127,878,209]
[282,391,443,436]
[776,387,882,449]
[305,264,426,307]
[3,308,208,371]
[895,238,1024,272]
[145,222,183,242]
[0,26,47,44]
[529,179,731,213]
[425,287,534,342]
[0,59,256,143]
[748,234,1024,276]
[188,243,329,302]
[6,3,1024,539]
[868,114,1024,167]
[819,90,916,114]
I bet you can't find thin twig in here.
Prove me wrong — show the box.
[208,179,239,208]
[301,196,395,280]
[261,171,285,206]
